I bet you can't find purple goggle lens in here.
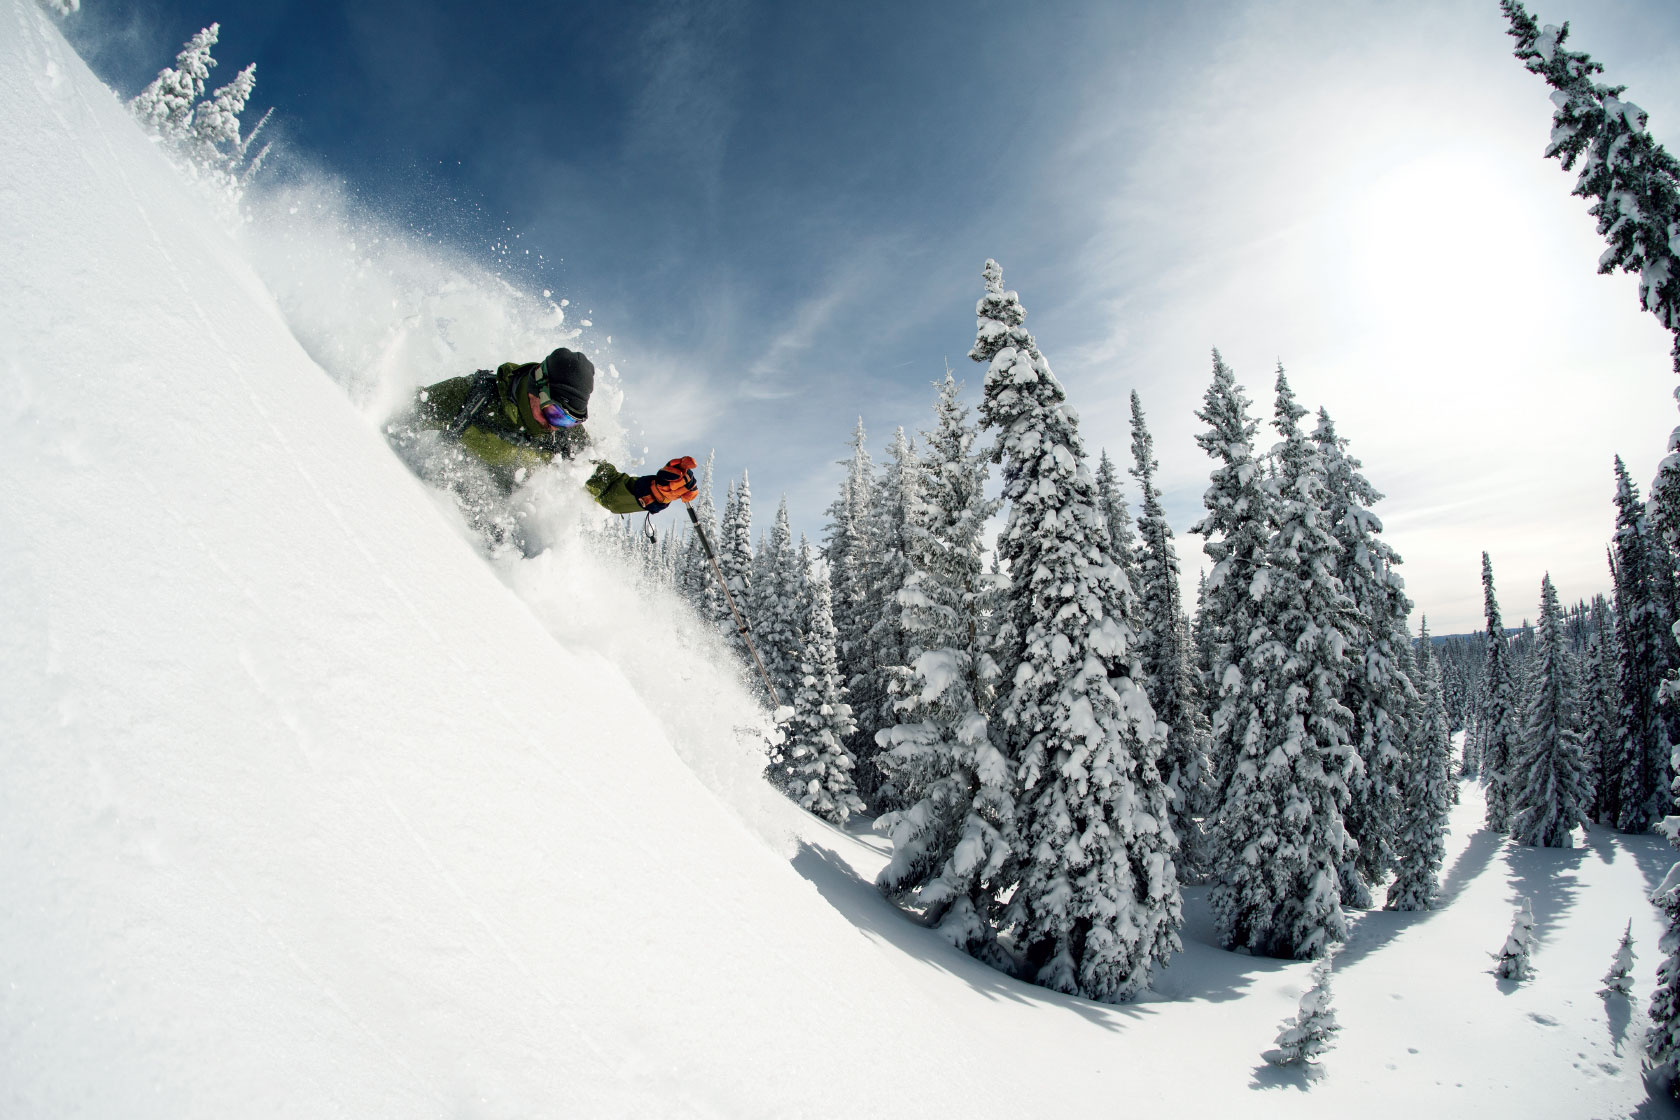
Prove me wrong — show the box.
[535,398,581,429]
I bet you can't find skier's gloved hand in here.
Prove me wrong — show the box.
[649,456,699,505]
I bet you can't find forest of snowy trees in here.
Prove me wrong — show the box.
[593,9,1680,1046]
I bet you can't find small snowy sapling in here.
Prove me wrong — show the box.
[1492,897,1536,981]
[1601,919,1636,996]
[1263,955,1340,1067]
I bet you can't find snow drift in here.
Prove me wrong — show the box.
[1,3,1671,1117]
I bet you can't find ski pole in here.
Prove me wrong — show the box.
[687,504,781,709]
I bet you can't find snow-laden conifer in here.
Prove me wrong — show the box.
[1602,919,1637,996]
[1208,368,1356,960]
[748,498,804,709]
[972,259,1180,1001]
[1581,593,1622,824]
[1511,574,1591,847]
[1094,448,1139,588]
[1129,391,1210,880]
[824,420,879,787]
[1649,859,1680,1092]
[776,545,865,824]
[1314,408,1415,906]
[40,0,78,16]
[189,62,257,174]
[875,373,1016,962]
[1191,350,1273,833]
[1502,2,1680,374]
[1480,553,1522,832]
[129,24,219,141]
[718,476,756,670]
[1387,618,1453,911]
[1493,897,1537,981]
[857,428,918,809]
[1612,459,1678,832]
[1263,955,1340,1067]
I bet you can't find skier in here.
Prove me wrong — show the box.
[402,346,698,514]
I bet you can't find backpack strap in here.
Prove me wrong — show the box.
[446,369,500,439]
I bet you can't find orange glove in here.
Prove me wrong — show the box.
[648,456,699,505]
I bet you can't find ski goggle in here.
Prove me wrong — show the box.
[529,388,582,429]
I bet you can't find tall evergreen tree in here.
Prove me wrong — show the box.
[189,62,257,174]
[129,24,219,141]
[1094,448,1140,588]
[1480,553,1521,833]
[824,420,878,780]
[875,373,1015,962]
[718,475,756,670]
[1314,408,1415,907]
[1129,391,1209,879]
[1613,458,1678,832]
[1388,618,1452,911]
[972,260,1180,1001]
[1502,2,1680,375]
[1581,590,1622,823]
[857,428,918,809]
[1191,350,1273,825]
[1208,368,1357,959]
[776,546,865,824]
[1511,575,1591,847]
[749,498,804,709]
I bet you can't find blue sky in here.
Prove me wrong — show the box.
[70,0,1680,632]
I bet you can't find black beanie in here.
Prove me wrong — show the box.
[540,348,594,420]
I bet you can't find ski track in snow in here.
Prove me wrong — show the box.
[3,1,1679,1116]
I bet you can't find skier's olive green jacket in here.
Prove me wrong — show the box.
[408,362,645,513]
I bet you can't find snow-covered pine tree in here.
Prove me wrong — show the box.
[1502,2,1680,376]
[1094,448,1140,588]
[1511,573,1591,847]
[1129,391,1210,880]
[1582,590,1622,824]
[1480,552,1522,833]
[1263,955,1340,1067]
[717,475,758,673]
[1314,408,1415,907]
[1493,897,1537,981]
[1209,368,1357,960]
[1602,919,1637,996]
[971,259,1180,1001]
[858,427,919,811]
[1191,349,1274,837]
[824,420,880,790]
[776,543,865,824]
[875,372,1016,962]
[188,61,257,178]
[129,24,219,142]
[1649,861,1680,1093]
[1612,458,1678,832]
[1388,618,1453,911]
[41,0,78,16]
[749,498,804,710]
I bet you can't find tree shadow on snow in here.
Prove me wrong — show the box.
[1145,886,1303,1005]
[1587,824,1680,898]
[1247,1059,1325,1092]
[1605,991,1635,1057]
[790,841,1158,1033]
[1324,828,1505,975]
[1504,842,1588,948]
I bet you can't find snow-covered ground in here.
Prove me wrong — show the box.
[1,2,1674,1115]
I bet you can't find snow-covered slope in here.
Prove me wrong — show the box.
[1,3,1673,1116]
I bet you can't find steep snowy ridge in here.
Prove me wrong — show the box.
[2,3,1674,1117]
